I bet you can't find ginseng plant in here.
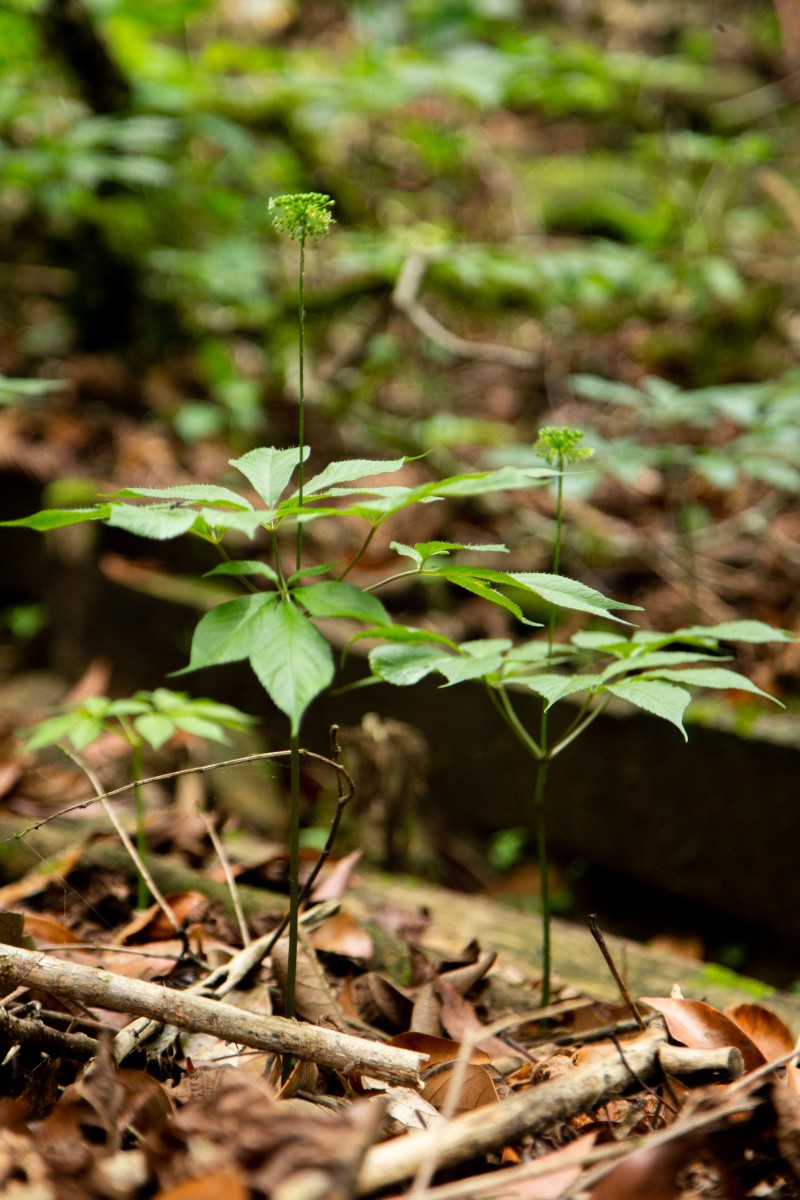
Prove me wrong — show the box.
[5,195,598,1023]
[366,426,794,1004]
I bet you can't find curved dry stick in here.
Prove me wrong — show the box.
[63,746,182,937]
[393,252,541,369]
[10,748,352,840]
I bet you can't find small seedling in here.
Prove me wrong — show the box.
[26,688,256,908]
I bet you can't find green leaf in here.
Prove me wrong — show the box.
[442,569,540,626]
[106,484,252,510]
[423,465,556,498]
[249,601,334,733]
[505,641,575,666]
[368,643,452,686]
[204,560,279,582]
[460,638,514,657]
[390,542,423,568]
[106,505,199,540]
[437,650,507,685]
[640,666,780,703]
[293,581,391,626]
[133,713,176,750]
[1,506,110,531]
[571,630,633,653]
[286,563,337,583]
[508,573,641,623]
[520,673,606,707]
[599,650,730,683]
[171,714,233,742]
[397,540,509,565]
[606,678,691,739]
[196,509,276,536]
[229,446,308,508]
[181,593,280,671]
[302,457,407,495]
[346,625,459,655]
[25,714,85,751]
[159,697,256,728]
[65,718,108,752]
[675,621,797,645]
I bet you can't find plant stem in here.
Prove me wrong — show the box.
[546,461,564,661]
[272,529,288,593]
[548,696,610,759]
[131,741,150,909]
[492,684,543,760]
[536,448,563,1006]
[296,231,307,574]
[532,755,551,1005]
[63,747,178,933]
[364,566,422,593]
[337,523,378,581]
[285,726,301,1026]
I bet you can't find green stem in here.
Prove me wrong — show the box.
[217,541,260,593]
[492,684,543,760]
[132,741,149,910]
[296,231,307,574]
[272,529,289,594]
[532,755,551,1005]
[546,458,564,665]
[281,725,301,1082]
[549,696,610,759]
[363,566,422,593]
[536,450,562,1005]
[337,524,378,581]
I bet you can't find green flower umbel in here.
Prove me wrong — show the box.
[534,425,594,466]
[269,192,335,241]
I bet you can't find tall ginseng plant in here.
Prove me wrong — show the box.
[6,195,610,1020]
[366,426,794,1004]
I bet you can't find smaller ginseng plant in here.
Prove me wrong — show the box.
[366,426,794,1004]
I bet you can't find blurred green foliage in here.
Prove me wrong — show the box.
[1,0,795,448]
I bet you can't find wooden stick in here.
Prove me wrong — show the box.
[0,945,425,1086]
[389,1091,759,1200]
[588,913,645,1030]
[0,1005,98,1061]
[356,1023,742,1195]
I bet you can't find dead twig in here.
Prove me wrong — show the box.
[392,252,541,369]
[0,1005,98,1061]
[200,811,251,947]
[356,1021,744,1195]
[0,944,426,1086]
[10,748,353,839]
[63,747,182,937]
[588,914,645,1031]
[399,1090,760,1200]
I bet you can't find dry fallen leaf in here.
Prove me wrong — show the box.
[339,971,413,1031]
[724,1003,794,1062]
[271,934,346,1026]
[310,849,364,902]
[389,1031,497,1113]
[308,910,374,961]
[640,996,766,1073]
[590,1137,698,1200]
[153,1166,250,1200]
[497,1131,598,1199]
[422,1061,499,1114]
